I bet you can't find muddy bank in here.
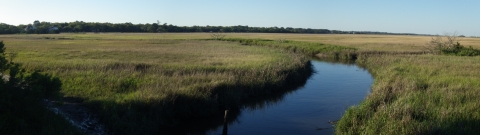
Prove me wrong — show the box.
[44,97,106,135]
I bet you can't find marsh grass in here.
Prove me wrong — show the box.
[1,34,311,134]
[2,33,479,134]
[102,32,478,51]
[14,33,480,52]
[220,33,480,52]
[208,38,360,61]
[336,55,480,134]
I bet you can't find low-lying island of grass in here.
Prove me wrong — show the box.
[2,34,313,134]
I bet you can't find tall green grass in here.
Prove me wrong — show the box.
[336,55,480,134]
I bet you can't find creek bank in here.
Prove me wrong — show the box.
[44,97,106,135]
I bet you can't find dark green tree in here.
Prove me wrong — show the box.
[0,41,8,71]
[150,23,159,32]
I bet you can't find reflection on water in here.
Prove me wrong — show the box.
[164,59,373,135]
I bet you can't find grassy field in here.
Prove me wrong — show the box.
[50,33,479,52]
[0,33,312,134]
[2,33,480,134]
[5,32,479,51]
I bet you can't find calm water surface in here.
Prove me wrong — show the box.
[206,59,373,135]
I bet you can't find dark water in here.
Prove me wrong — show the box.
[205,59,373,135]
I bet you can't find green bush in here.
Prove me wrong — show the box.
[440,43,480,56]
[453,46,480,56]
[426,34,480,56]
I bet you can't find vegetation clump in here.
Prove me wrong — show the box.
[426,33,480,56]
[210,32,226,40]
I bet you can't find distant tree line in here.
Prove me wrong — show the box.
[0,21,331,34]
[0,20,430,36]
[0,23,23,34]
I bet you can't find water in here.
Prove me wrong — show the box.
[205,59,374,135]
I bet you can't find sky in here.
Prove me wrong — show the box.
[1,0,479,36]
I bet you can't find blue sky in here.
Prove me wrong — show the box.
[1,0,479,36]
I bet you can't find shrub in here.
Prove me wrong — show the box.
[455,46,480,56]
[426,33,480,56]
